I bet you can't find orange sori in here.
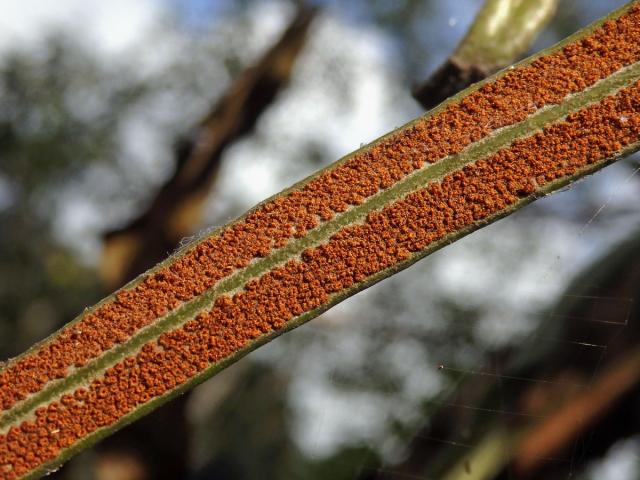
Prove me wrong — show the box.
[2,58,640,479]
[1,6,640,415]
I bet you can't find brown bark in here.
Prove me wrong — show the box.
[100,7,317,289]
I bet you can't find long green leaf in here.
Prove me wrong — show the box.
[2,2,640,478]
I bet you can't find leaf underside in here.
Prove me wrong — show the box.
[2,2,640,479]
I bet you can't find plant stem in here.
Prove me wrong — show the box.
[414,0,558,109]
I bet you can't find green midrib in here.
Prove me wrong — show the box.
[3,57,640,434]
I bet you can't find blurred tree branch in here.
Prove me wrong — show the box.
[413,0,558,110]
[100,6,317,288]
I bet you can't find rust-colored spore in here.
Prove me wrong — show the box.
[2,56,640,478]
[1,7,639,414]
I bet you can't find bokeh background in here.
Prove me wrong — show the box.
[1,1,640,479]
